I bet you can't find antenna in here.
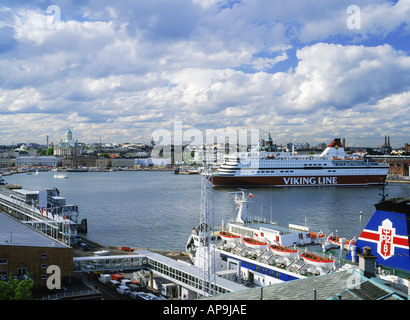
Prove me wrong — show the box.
[379,184,388,202]
[198,155,216,297]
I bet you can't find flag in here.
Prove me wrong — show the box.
[249,193,254,198]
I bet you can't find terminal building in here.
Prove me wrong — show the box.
[0,212,73,289]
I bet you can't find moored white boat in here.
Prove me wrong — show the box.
[186,188,410,289]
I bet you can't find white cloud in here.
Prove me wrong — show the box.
[0,1,410,147]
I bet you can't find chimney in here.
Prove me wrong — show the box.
[358,246,377,278]
[342,138,345,150]
[385,136,387,146]
[388,136,390,147]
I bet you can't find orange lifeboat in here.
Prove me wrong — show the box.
[270,244,298,259]
[309,232,326,239]
[219,230,241,243]
[301,252,335,269]
[242,237,268,249]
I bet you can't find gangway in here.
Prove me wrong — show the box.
[73,250,245,297]
[73,254,147,272]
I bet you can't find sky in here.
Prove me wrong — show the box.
[0,0,410,148]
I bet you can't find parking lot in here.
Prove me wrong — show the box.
[84,271,167,300]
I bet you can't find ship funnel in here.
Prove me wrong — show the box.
[347,198,410,272]
[320,138,346,157]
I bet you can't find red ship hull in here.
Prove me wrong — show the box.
[212,174,387,187]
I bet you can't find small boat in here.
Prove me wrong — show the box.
[309,231,325,239]
[219,230,241,243]
[270,244,298,259]
[242,237,268,250]
[54,173,68,179]
[35,170,39,175]
[301,252,335,269]
[329,236,356,248]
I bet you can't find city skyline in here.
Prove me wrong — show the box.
[1,1,410,147]
[4,128,404,152]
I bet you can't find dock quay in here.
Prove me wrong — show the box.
[0,184,245,300]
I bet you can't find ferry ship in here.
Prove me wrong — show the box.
[212,134,389,187]
[186,190,410,287]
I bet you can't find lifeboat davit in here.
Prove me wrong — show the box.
[242,237,268,250]
[329,236,356,247]
[270,244,298,259]
[219,230,241,243]
[301,252,335,269]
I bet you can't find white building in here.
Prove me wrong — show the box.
[16,156,61,168]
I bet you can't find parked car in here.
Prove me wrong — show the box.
[98,274,111,284]
[116,285,131,296]
[120,246,134,252]
[111,273,123,282]
[79,243,89,251]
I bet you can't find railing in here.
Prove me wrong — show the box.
[41,289,100,300]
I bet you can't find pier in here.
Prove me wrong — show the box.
[0,189,77,245]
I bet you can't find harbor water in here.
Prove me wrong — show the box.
[4,171,410,252]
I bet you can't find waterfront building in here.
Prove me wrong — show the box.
[0,158,14,168]
[111,157,136,169]
[135,157,171,167]
[16,156,61,168]
[0,212,73,289]
[370,155,410,178]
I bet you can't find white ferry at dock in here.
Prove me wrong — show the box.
[186,189,410,287]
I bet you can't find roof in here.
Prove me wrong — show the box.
[138,250,246,293]
[0,212,69,249]
[202,269,404,300]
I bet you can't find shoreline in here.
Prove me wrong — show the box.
[387,180,410,184]
[1,167,176,176]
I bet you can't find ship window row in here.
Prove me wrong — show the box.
[248,170,381,175]
[242,161,380,168]
[230,226,254,238]
[241,260,281,279]
[223,254,300,283]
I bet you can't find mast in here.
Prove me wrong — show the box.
[229,189,250,224]
[198,160,216,297]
